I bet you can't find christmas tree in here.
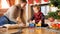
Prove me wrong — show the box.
[50,0,60,9]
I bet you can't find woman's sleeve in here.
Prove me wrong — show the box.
[9,6,18,23]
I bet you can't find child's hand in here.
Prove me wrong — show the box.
[32,20,35,24]
[38,20,41,24]
[16,17,23,24]
[28,20,35,24]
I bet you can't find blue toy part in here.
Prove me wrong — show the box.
[29,23,35,27]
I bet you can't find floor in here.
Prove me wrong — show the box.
[8,27,60,34]
[21,27,60,34]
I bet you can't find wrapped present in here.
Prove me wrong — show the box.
[51,24,58,29]
[58,24,60,29]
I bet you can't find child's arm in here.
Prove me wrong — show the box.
[30,15,35,21]
[41,13,45,24]
[28,15,35,23]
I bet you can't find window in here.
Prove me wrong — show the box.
[1,0,10,9]
[41,5,49,15]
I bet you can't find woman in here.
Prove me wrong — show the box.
[0,0,27,26]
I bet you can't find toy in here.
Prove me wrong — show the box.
[29,23,35,27]
[36,23,41,27]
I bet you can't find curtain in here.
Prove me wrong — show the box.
[6,0,15,7]
[28,0,33,4]
[35,0,41,3]
[28,0,41,4]
[0,0,1,8]
[44,0,49,2]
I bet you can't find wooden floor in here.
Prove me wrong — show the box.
[8,27,60,34]
[21,27,60,34]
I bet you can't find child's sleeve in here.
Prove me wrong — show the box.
[41,13,45,23]
[41,14,45,20]
[30,15,35,21]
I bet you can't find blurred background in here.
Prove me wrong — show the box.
[0,0,59,22]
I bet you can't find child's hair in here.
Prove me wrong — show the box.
[20,0,27,3]
[33,5,40,9]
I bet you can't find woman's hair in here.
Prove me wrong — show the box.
[20,0,27,3]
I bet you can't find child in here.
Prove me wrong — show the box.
[29,5,46,27]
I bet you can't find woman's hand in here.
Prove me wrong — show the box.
[16,17,23,24]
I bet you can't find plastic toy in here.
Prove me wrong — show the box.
[29,23,35,27]
[36,23,41,27]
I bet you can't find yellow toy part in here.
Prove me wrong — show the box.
[36,23,41,27]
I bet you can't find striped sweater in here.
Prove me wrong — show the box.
[4,5,22,23]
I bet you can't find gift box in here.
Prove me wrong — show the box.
[51,24,58,29]
[58,24,60,29]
